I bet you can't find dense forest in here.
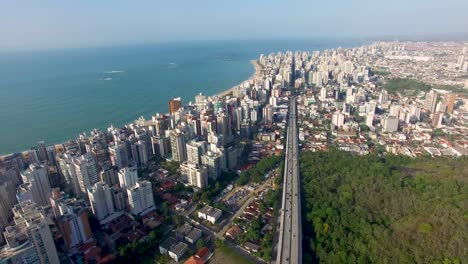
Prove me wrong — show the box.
[384,78,431,95]
[384,78,467,95]
[300,150,467,264]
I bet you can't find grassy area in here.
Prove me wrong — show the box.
[212,243,253,264]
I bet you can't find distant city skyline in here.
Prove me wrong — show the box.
[1,0,468,51]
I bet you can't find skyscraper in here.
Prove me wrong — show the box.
[111,185,126,212]
[201,151,222,180]
[1,201,60,264]
[180,162,208,189]
[409,105,421,122]
[432,112,444,128]
[109,143,129,169]
[36,141,48,163]
[169,130,187,162]
[378,89,388,104]
[216,112,232,145]
[52,197,92,250]
[443,93,456,114]
[151,135,167,159]
[366,113,374,127]
[169,97,182,114]
[117,167,138,190]
[424,91,438,113]
[186,141,207,165]
[73,153,99,196]
[332,112,345,128]
[263,104,273,126]
[20,163,51,206]
[382,116,399,132]
[87,182,115,223]
[126,181,154,215]
[320,87,327,100]
[131,140,148,168]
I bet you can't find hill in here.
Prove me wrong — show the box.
[300,150,467,264]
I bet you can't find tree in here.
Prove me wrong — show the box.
[154,254,171,264]
[161,201,170,217]
[214,238,225,248]
[300,150,467,263]
[196,239,205,250]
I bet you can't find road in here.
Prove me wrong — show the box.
[275,96,302,264]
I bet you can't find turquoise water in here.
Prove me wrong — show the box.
[0,39,365,154]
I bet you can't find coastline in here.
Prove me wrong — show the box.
[217,59,263,97]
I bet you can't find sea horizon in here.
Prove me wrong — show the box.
[0,38,368,156]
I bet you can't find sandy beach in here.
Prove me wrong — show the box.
[217,59,264,97]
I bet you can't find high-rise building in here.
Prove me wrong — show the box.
[1,201,60,264]
[52,197,92,250]
[73,153,99,196]
[117,167,138,190]
[126,181,154,216]
[443,93,456,114]
[320,87,327,100]
[186,141,207,165]
[382,116,399,132]
[87,182,115,223]
[0,181,18,242]
[263,104,273,126]
[20,163,51,206]
[169,130,187,162]
[424,91,437,113]
[109,143,129,169]
[408,105,421,122]
[169,97,182,114]
[151,135,167,159]
[201,152,222,180]
[250,109,258,124]
[435,101,447,113]
[432,112,444,128]
[36,141,48,163]
[131,140,148,168]
[366,113,374,127]
[332,112,345,128]
[389,104,401,117]
[226,146,238,170]
[216,112,232,145]
[100,167,118,187]
[378,89,388,104]
[180,162,208,189]
[45,146,57,167]
[0,181,18,219]
[55,153,76,190]
[111,185,126,212]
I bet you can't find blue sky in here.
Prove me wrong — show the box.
[1,0,467,50]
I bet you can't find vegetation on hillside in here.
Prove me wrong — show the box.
[384,78,468,96]
[300,150,467,264]
[385,78,431,95]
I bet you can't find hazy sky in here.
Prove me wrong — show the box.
[1,0,467,50]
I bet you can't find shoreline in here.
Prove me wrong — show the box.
[217,59,263,97]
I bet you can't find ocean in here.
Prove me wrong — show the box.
[0,39,366,155]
